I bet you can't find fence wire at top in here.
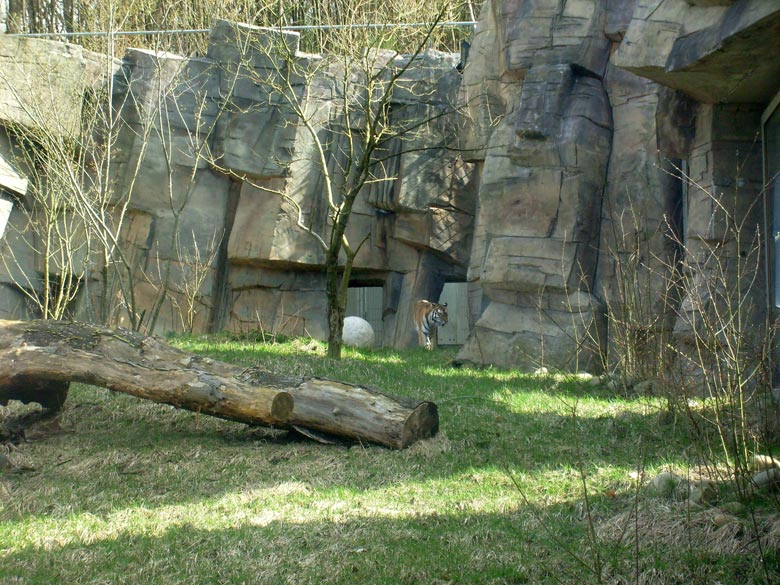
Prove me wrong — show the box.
[1,0,482,55]
[6,21,477,38]
[4,21,478,57]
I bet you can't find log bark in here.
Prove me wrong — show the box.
[0,319,292,426]
[240,368,439,449]
[0,320,438,448]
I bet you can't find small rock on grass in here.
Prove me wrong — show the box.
[646,472,682,498]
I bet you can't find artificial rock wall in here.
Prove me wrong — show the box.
[454,0,779,371]
[0,20,476,348]
[1,1,779,373]
[0,36,116,320]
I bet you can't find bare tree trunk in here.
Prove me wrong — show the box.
[325,254,344,360]
[0,319,438,448]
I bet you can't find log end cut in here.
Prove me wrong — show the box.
[400,401,439,449]
[270,391,295,423]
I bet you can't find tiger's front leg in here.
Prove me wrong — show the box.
[419,329,434,350]
[422,328,438,350]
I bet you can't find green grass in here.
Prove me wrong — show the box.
[1,336,778,584]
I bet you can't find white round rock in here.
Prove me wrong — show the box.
[342,316,375,348]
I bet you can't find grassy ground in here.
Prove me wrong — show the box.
[1,335,778,584]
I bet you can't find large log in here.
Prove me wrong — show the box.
[0,320,438,448]
[0,319,293,426]
[240,368,439,449]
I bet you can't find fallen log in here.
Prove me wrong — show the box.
[0,319,438,448]
[0,319,292,427]
[240,368,439,449]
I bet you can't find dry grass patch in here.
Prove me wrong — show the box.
[0,338,778,584]
[599,502,780,556]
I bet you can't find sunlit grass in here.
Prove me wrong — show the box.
[1,335,777,583]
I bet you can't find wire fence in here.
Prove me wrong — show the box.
[5,20,477,39]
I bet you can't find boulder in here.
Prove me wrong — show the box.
[343,316,375,348]
[457,52,611,370]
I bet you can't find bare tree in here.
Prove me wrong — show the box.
[206,3,466,358]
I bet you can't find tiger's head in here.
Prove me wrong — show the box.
[431,302,448,327]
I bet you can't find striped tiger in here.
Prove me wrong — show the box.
[413,299,448,350]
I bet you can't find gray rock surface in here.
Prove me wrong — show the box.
[1,2,778,373]
[456,0,776,372]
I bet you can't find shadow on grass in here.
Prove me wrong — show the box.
[0,376,686,525]
[0,337,693,545]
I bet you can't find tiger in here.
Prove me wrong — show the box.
[413,299,448,350]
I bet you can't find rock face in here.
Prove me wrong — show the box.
[457,0,615,371]
[459,3,612,369]
[0,36,122,322]
[0,21,475,346]
[454,0,778,373]
[1,2,779,375]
